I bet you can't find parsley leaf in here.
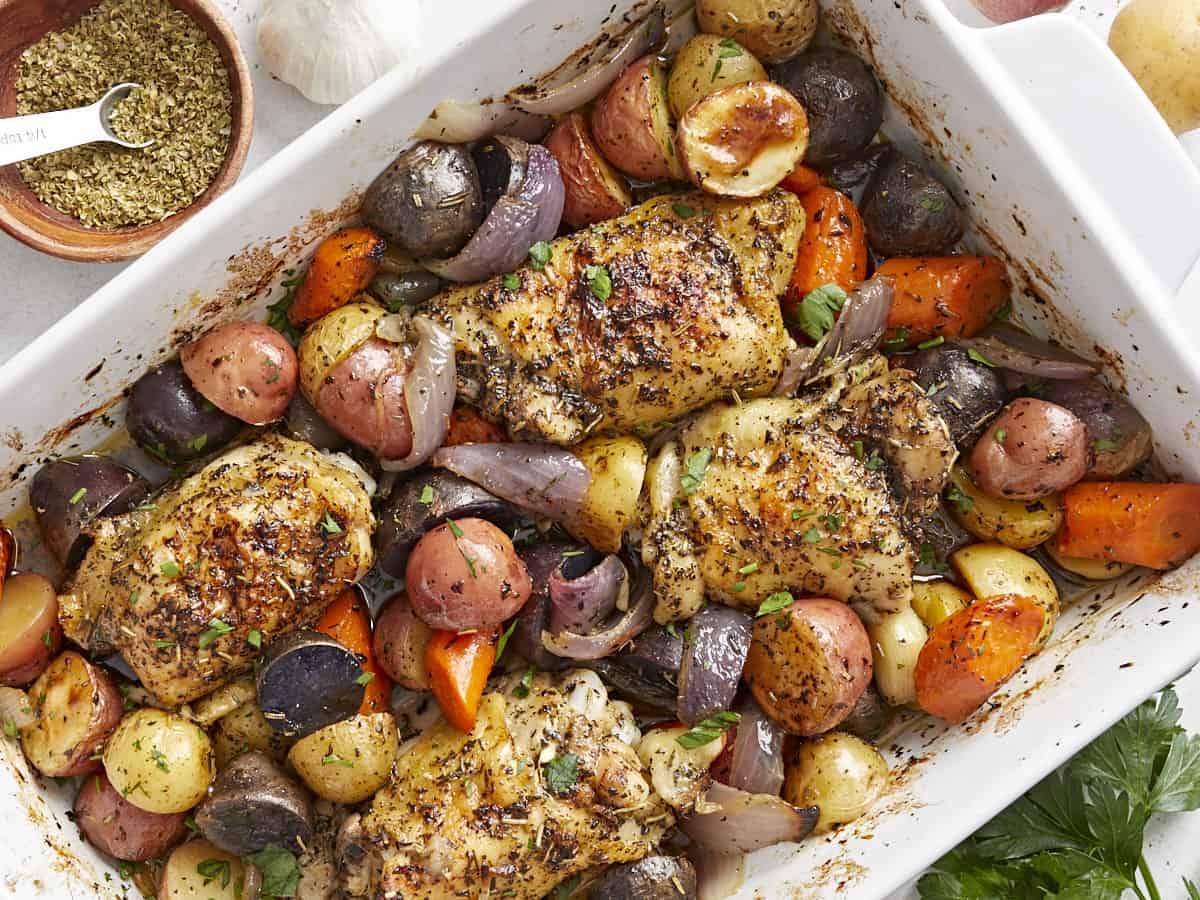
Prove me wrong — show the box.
[947,485,974,515]
[419,484,435,506]
[677,711,740,749]
[198,618,234,649]
[583,264,612,302]
[792,283,848,342]
[160,559,181,578]
[502,273,520,291]
[1149,731,1200,812]
[69,487,87,505]
[1093,437,1120,452]
[528,241,553,270]
[513,667,535,699]
[917,336,945,350]
[266,272,306,346]
[672,202,696,219]
[756,591,794,617]
[248,845,301,898]
[967,347,997,367]
[919,195,946,213]
[355,671,375,686]
[883,326,910,354]
[321,512,342,534]
[680,447,712,495]
[247,629,263,649]
[495,618,519,663]
[543,753,580,795]
[2,720,17,738]
[197,858,232,889]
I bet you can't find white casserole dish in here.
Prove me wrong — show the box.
[1,0,1199,896]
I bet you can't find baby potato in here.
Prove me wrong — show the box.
[591,55,683,182]
[910,580,972,630]
[103,708,215,814]
[1044,541,1135,582]
[544,112,633,228]
[373,593,433,691]
[783,732,888,833]
[865,606,928,707]
[744,598,872,736]
[22,651,123,778]
[1109,0,1200,133]
[0,573,60,687]
[951,543,1059,653]
[180,322,298,426]
[677,81,809,197]
[74,772,188,861]
[288,712,399,804]
[668,34,769,119]
[212,701,295,769]
[968,399,1089,501]
[297,301,386,403]
[570,435,648,554]
[696,0,817,64]
[947,465,1063,551]
[159,839,250,900]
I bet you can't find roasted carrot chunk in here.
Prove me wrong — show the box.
[1057,482,1200,571]
[288,227,386,327]
[782,186,869,327]
[914,593,1043,724]
[315,588,393,715]
[444,406,508,447]
[780,162,823,196]
[879,255,1010,347]
[425,627,498,732]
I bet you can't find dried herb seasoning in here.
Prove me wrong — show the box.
[15,0,232,229]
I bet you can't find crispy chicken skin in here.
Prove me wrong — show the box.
[425,189,803,444]
[357,670,673,900]
[58,435,374,705]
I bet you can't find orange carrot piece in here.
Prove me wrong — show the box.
[444,406,508,447]
[1057,482,1200,571]
[914,593,1043,724]
[782,186,869,326]
[315,588,393,715]
[288,227,386,327]
[425,628,498,732]
[878,256,1010,347]
[780,163,823,196]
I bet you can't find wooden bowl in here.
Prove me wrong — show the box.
[0,0,254,262]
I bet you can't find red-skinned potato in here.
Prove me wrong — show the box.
[317,337,414,460]
[372,593,434,690]
[591,55,683,182]
[75,772,188,861]
[405,518,533,631]
[744,597,873,736]
[969,398,1089,500]
[181,321,298,425]
[21,651,123,777]
[0,574,60,686]
[544,112,634,228]
[676,81,809,197]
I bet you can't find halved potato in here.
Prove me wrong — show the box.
[103,708,216,814]
[668,34,769,119]
[22,651,123,777]
[676,81,809,197]
[1044,541,1136,582]
[591,55,683,182]
[570,435,648,554]
[911,580,972,630]
[159,839,250,900]
[288,712,399,804]
[951,543,1059,652]
[865,606,927,707]
[947,465,1063,551]
[0,574,61,687]
[696,0,818,65]
[297,300,386,403]
[544,112,633,228]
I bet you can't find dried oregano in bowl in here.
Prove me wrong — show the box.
[15,0,233,229]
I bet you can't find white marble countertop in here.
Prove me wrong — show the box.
[1,0,1198,896]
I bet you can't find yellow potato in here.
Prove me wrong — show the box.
[212,701,295,769]
[911,580,972,629]
[298,300,385,402]
[783,732,888,833]
[288,712,399,803]
[948,465,1063,550]
[1044,541,1136,582]
[951,543,1059,653]
[159,839,249,900]
[696,0,817,64]
[570,435,648,553]
[103,708,215,814]
[866,606,927,707]
[1109,0,1200,133]
[668,34,769,119]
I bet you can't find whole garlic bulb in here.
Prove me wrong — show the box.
[258,0,423,106]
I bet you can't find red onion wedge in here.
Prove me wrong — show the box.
[726,697,786,797]
[958,322,1099,380]
[542,557,654,660]
[690,849,746,900]
[549,553,630,635]
[681,783,819,855]
[432,442,591,522]
[414,99,551,144]
[424,143,565,283]
[677,605,753,726]
[507,8,665,116]
[379,317,456,472]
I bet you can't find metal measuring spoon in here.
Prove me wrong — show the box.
[0,83,154,167]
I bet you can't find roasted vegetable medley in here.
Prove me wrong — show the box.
[3,3,1200,898]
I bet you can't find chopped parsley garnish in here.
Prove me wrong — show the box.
[42,629,53,649]
[822,514,842,532]
[150,749,170,772]
[918,195,946,213]
[995,429,1008,444]
[154,639,176,649]
[321,754,354,768]
[2,720,17,738]
[247,629,263,649]
[918,543,949,574]
[756,591,794,618]
[677,711,740,749]
[883,326,910,354]
[583,264,613,302]
[69,487,87,505]
[321,512,342,534]
[718,37,744,57]
[543,753,580,795]
[528,240,553,270]
[495,618,520,663]
[160,559,181,578]
[188,434,208,451]
[502,273,520,291]
[680,447,712,495]
[917,336,945,350]
[355,671,375,686]
[447,519,465,539]
[803,527,821,543]
[1093,437,1120,452]
[419,484,435,506]
[513,667,535,699]
[266,272,306,346]
[198,618,234,649]
[947,485,974,515]
[988,300,1013,323]
[967,347,996,367]
[738,561,759,575]
[865,451,887,470]
[196,858,232,889]
[792,508,815,520]
[673,202,696,219]
[792,283,848,342]
[731,581,747,593]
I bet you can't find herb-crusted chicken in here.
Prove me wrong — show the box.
[58,435,375,705]
[425,189,803,444]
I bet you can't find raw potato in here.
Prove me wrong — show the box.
[668,34,769,119]
[911,580,972,630]
[1109,0,1200,133]
[783,732,888,833]
[951,543,1058,652]
[1044,541,1135,582]
[298,301,386,403]
[103,708,216,814]
[212,701,295,769]
[591,55,683,182]
[866,606,928,707]
[696,0,817,64]
[947,465,1063,551]
[676,81,810,197]
[570,435,648,553]
[288,712,399,804]
[159,839,250,900]
[21,651,123,778]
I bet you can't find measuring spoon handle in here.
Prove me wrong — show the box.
[0,103,110,167]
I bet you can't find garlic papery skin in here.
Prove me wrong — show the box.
[258,0,423,106]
